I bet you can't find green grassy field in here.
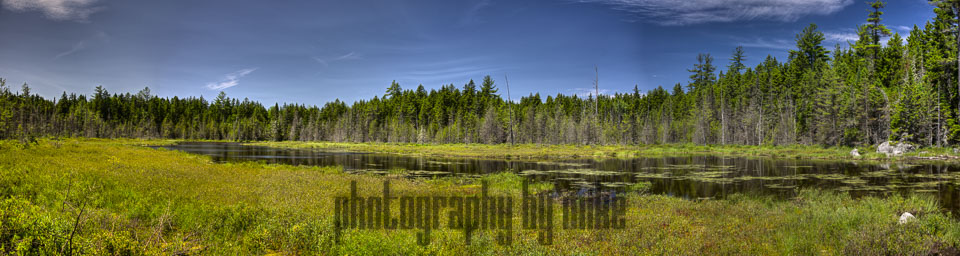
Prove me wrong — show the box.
[1,139,959,255]
[247,141,960,162]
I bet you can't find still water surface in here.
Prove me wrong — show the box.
[153,142,960,214]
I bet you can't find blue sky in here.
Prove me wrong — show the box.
[0,0,936,105]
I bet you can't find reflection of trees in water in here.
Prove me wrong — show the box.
[160,142,960,214]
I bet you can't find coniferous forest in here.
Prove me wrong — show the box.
[2,1,959,147]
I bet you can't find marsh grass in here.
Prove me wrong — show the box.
[1,139,959,255]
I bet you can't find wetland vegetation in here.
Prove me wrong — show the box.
[2,138,960,255]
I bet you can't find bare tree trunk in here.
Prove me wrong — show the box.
[594,66,600,144]
[758,94,763,146]
[505,75,515,145]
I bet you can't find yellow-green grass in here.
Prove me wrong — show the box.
[247,141,960,162]
[1,138,958,255]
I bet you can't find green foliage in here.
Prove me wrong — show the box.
[0,197,68,255]
[789,24,829,71]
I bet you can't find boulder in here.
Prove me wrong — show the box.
[895,143,916,155]
[877,141,916,157]
[899,212,916,224]
[877,141,893,155]
[850,148,860,157]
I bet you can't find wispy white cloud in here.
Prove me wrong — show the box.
[415,56,490,68]
[822,28,905,47]
[313,52,362,67]
[740,38,794,50]
[400,66,501,81]
[205,68,258,90]
[577,0,853,26]
[2,0,104,21]
[891,25,915,34]
[740,28,865,52]
[823,31,859,44]
[335,51,361,61]
[379,57,501,83]
[312,57,329,67]
[54,41,85,59]
[52,31,110,59]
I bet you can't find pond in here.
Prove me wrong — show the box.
[153,142,960,215]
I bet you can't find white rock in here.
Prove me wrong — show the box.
[899,212,916,224]
[894,143,916,156]
[877,141,916,157]
[877,141,894,156]
[850,148,860,157]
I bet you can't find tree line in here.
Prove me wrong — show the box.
[2,0,960,147]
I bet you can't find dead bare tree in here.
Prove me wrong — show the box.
[721,80,725,145]
[505,75,515,145]
[594,66,600,144]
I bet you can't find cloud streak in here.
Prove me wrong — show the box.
[54,41,85,59]
[335,51,361,61]
[398,66,502,83]
[578,0,853,26]
[2,0,104,21]
[313,52,362,67]
[740,38,794,50]
[206,68,258,90]
[823,31,858,44]
[397,58,502,82]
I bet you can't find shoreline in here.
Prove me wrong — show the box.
[244,140,960,163]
